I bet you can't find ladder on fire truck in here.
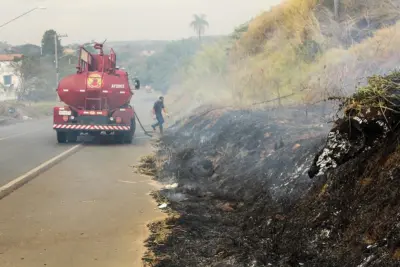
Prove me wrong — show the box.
[78,43,117,110]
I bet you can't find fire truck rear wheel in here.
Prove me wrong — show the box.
[115,133,124,144]
[124,119,136,144]
[57,131,67,143]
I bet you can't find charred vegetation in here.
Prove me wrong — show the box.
[142,71,400,266]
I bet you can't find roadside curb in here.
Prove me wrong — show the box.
[0,144,83,200]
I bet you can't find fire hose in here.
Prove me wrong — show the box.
[134,112,153,137]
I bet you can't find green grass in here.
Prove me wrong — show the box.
[333,71,400,116]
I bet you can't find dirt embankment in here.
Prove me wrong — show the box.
[141,105,329,266]
[140,72,400,267]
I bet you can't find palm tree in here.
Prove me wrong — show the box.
[190,14,209,41]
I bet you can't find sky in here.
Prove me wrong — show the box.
[0,0,281,45]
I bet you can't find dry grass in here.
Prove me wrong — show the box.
[166,0,400,111]
[235,0,320,55]
[138,154,180,266]
[142,194,180,267]
[310,22,400,99]
[142,219,173,266]
[135,155,158,176]
[142,216,181,266]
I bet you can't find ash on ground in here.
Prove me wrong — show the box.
[144,73,400,267]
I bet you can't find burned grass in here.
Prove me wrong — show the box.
[143,107,329,266]
[136,155,181,267]
[143,72,400,266]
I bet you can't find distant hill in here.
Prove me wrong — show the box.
[101,36,227,91]
[106,35,225,47]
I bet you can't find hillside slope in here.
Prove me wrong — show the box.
[142,73,400,267]
[140,1,400,266]
[165,0,400,113]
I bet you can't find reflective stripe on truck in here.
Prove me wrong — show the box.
[53,124,130,130]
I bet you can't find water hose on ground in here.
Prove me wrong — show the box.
[134,112,153,137]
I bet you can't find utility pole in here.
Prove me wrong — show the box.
[54,33,68,87]
[54,33,67,102]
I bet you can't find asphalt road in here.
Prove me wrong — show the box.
[0,91,165,266]
[0,118,76,186]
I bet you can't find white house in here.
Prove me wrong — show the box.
[0,54,23,100]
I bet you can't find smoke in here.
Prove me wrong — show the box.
[144,2,400,265]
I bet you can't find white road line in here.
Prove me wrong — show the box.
[0,144,82,200]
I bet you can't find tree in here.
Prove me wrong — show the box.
[135,38,201,92]
[41,29,63,56]
[231,22,249,40]
[190,14,209,41]
[0,41,10,53]
[11,44,41,57]
[10,56,41,100]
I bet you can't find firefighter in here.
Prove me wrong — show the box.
[151,96,169,134]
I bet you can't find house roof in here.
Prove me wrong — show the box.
[0,54,23,62]
[63,48,75,55]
